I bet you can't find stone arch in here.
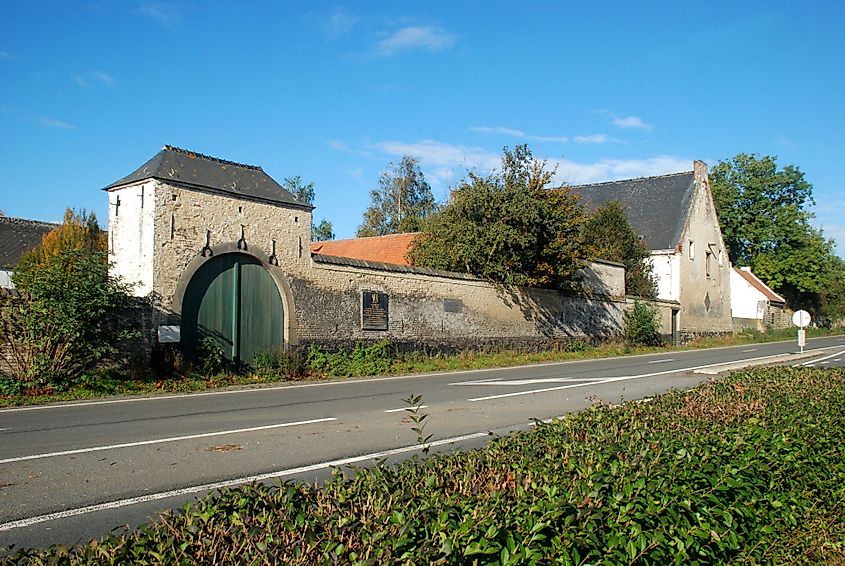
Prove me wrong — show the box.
[172,242,298,349]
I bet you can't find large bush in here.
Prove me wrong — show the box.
[1,247,135,390]
[623,300,662,346]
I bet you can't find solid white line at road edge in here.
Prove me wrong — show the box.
[4,340,841,414]
[0,418,337,465]
[0,431,490,532]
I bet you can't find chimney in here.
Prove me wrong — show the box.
[693,160,708,185]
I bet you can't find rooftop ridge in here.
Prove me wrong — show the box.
[0,216,60,228]
[163,145,261,171]
[563,169,693,190]
[320,232,421,244]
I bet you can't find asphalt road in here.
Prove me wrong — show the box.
[2,335,844,553]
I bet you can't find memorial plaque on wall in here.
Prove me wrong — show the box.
[361,290,389,330]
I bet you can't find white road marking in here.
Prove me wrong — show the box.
[834,359,842,362]
[468,350,831,402]
[5,341,840,414]
[742,349,758,352]
[800,348,845,366]
[647,359,674,364]
[0,417,337,465]
[820,361,830,365]
[0,428,8,432]
[0,431,490,532]
[453,378,601,386]
[384,405,427,413]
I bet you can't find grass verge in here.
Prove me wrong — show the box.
[5,366,844,563]
[1,327,842,408]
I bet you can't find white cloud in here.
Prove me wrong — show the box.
[37,116,76,129]
[349,166,364,178]
[320,6,357,36]
[573,134,608,144]
[375,26,455,56]
[376,139,496,170]
[74,70,115,88]
[138,1,182,29]
[611,115,652,130]
[551,156,691,185]
[469,125,569,144]
[328,139,373,158]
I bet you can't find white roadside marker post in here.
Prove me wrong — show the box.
[792,309,811,354]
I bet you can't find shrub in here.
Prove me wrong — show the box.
[0,248,136,390]
[623,300,662,346]
[307,340,395,377]
[252,349,307,380]
[195,336,225,376]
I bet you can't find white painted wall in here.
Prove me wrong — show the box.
[108,181,156,296]
[730,268,769,320]
[648,251,681,302]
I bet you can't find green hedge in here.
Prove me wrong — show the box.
[7,367,845,564]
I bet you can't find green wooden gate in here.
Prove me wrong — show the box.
[181,253,284,368]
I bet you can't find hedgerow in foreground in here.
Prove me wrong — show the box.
[7,367,845,564]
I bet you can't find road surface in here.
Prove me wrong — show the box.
[1,335,844,552]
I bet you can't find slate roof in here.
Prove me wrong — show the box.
[311,233,418,266]
[104,145,309,209]
[734,267,786,305]
[0,216,58,268]
[567,170,696,251]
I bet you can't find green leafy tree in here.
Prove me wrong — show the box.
[581,200,657,298]
[312,219,335,242]
[357,156,438,237]
[710,153,838,311]
[2,213,135,388]
[624,301,662,346]
[409,145,588,289]
[283,176,335,243]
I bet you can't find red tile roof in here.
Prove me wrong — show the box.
[311,233,418,266]
[733,267,786,305]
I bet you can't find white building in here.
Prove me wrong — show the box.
[730,266,787,330]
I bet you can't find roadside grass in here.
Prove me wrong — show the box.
[1,327,842,408]
[6,366,844,563]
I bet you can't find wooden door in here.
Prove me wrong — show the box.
[181,253,284,368]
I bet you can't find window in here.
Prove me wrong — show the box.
[706,251,712,277]
[688,240,695,260]
[718,249,724,266]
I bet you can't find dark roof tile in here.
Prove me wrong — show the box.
[0,216,58,268]
[568,170,695,250]
[104,146,309,209]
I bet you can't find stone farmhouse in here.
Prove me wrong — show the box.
[568,161,733,339]
[104,146,650,367]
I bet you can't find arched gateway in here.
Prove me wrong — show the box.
[181,253,284,367]
[104,145,312,365]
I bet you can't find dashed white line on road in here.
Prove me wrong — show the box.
[0,430,490,532]
[820,361,830,365]
[0,417,338,465]
[0,428,8,432]
[742,349,758,352]
[452,378,601,386]
[648,359,674,364]
[834,359,842,362]
[384,405,427,413]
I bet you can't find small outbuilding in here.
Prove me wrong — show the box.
[730,266,788,331]
[0,216,58,289]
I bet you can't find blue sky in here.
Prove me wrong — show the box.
[2,1,844,257]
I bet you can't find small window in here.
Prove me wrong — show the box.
[688,240,695,260]
[718,249,724,266]
[706,251,712,278]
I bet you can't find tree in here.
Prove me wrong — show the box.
[409,145,588,289]
[283,176,335,242]
[312,219,335,242]
[581,200,657,298]
[15,208,106,281]
[2,211,134,389]
[709,153,837,310]
[357,156,438,237]
[710,153,814,267]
